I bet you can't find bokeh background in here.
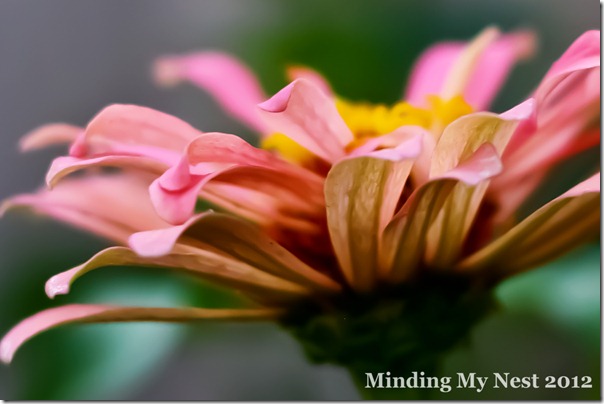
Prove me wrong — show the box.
[0,0,599,400]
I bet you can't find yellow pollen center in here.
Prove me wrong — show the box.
[261,95,473,164]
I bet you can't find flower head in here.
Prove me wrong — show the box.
[1,28,599,370]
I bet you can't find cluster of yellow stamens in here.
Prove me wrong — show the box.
[262,95,473,164]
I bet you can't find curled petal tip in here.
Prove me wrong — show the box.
[501,98,535,120]
[1,339,14,364]
[257,81,296,113]
[45,275,70,299]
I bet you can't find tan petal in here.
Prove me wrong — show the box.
[381,143,503,282]
[325,145,418,292]
[130,213,341,294]
[425,105,531,268]
[46,246,310,304]
[458,173,600,277]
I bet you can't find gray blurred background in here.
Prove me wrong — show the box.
[0,0,599,400]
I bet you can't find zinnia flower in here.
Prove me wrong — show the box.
[1,28,599,396]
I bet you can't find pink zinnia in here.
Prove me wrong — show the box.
[0,28,599,383]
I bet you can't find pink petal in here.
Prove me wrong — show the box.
[285,65,333,97]
[75,104,202,158]
[19,123,82,152]
[46,155,170,188]
[0,304,281,363]
[405,30,536,110]
[258,79,353,162]
[153,52,269,134]
[3,174,168,244]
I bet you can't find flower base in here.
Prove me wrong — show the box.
[280,273,497,399]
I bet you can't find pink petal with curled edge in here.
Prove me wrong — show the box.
[543,30,600,80]
[153,52,269,134]
[258,79,353,162]
[149,174,208,225]
[0,304,281,363]
[185,132,321,179]
[286,65,333,97]
[19,123,82,152]
[3,174,168,244]
[77,104,202,157]
[405,30,536,110]
[46,155,171,189]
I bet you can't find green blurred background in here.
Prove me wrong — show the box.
[0,0,599,399]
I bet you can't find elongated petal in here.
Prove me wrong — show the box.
[129,213,341,293]
[46,155,170,188]
[19,123,82,152]
[459,173,600,276]
[405,29,536,110]
[46,246,310,303]
[258,79,353,162]
[2,174,167,244]
[381,143,502,281]
[1,304,282,364]
[72,104,202,158]
[325,136,420,291]
[153,52,269,134]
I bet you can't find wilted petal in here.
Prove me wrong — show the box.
[381,143,502,282]
[46,246,310,303]
[0,304,282,364]
[153,52,269,134]
[405,28,536,110]
[258,79,354,162]
[130,213,341,293]
[459,173,600,276]
[325,138,420,292]
[424,105,530,269]
[19,123,82,152]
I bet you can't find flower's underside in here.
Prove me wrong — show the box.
[0,28,600,364]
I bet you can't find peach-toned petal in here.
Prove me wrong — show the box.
[258,79,353,162]
[2,174,168,244]
[406,28,536,110]
[381,143,503,281]
[153,52,269,134]
[459,173,600,276]
[324,140,420,292]
[46,246,310,303]
[19,123,82,152]
[0,304,282,364]
[430,99,533,177]
[129,213,341,293]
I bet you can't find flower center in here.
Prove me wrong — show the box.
[261,95,472,164]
